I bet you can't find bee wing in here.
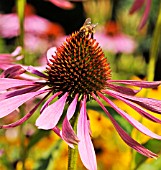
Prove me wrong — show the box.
[91,23,98,28]
[83,18,91,26]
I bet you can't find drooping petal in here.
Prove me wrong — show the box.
[103,89,161,114]
[0,65,26,78]
[62,94,79,145]
[52,127,74,148]
[139,0,151,29]
[0,89,47,118]
[77,96,97,170]
[0,92,50,129]
[105,90,161,123]
[107,80,161,88]
[0,78,37,91]
[92,93,157,158]
[129,0,145,14]
[107,82,141,95]
[36,92,68,130]
[98,92,161,140]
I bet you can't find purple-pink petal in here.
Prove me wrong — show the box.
[52,127,74,148]
[0,92,50,129]
[11,46,22,57]
[98,92,161,140]
[62,94,79,145]
[105,90,161,123]
[0,86,43,102]
[0,65,26,78]
[107,82,141,95]
[36,92,68,130]
[107,80,161,88]
[92,93,157,158]
[40,91,62,113]
[26,66,48,78]
[46,47,57,64]
[77,96,97,170]
[48,0,74,10]
[129,0,145,14]
[138,0,151,29]
[103,89,161,114]
[0,89,46,118]
[0,78,37,91]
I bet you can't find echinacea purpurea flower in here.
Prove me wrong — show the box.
[0,18,161,170]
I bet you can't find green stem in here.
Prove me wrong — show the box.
[16,1,26,169]
[68,105,80,170]
[16,0,26,63]
[147,2,161,82]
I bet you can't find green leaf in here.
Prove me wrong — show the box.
[135,139,161,169]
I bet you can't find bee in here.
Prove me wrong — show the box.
[79,18,98,39]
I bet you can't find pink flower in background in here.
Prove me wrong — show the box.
[0,19,161,169]
[95,21,136,54]
[129,0,152,29]
[0,4,65,53]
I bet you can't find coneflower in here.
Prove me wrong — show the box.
[0,18,161,170]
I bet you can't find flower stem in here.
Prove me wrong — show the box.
[16,1,27,169]
[147,2,161,81]
[68,145,78,170]
[16,0,26,63]
[68,105,80,170]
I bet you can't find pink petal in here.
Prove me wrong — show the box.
[0,89,46,118]
[62,94,79,145]
[92,93,157,158]
[26,66,48,78]
[36,92,68,130]
[52,127,74,148]
[107,80,161,88]
[105,90,161,123]
[48,0,74,10]
[0,86,43,102]
[129,0,145,14]
[0,92,50,129]
[1,65,26,78]
[40,91,62,113]
[77,96,97,170]
[139,0,151,29]
[102,89,161,114]
[47,47,57,64]
[0,78,36,91]
[66,94,78,119]
[107,82,141,95]
[114,34,136,53]
[11,46,22,56]
[98,92,161,140]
